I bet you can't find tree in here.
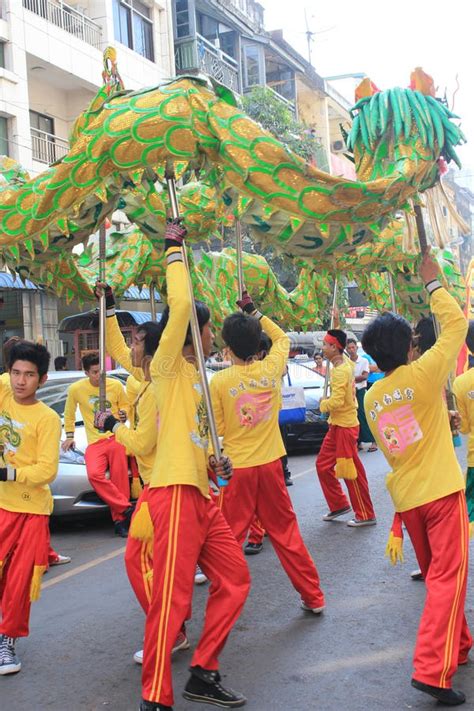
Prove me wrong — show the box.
[242,85,329,170]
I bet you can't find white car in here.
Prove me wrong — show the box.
[36,370,129,517]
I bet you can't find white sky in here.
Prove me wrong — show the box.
[260,0,474,188]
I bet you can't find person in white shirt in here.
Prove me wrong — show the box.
[346,339,377,452]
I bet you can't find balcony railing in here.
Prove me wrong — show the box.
[31,128,69,164]
[23,0,102,49]
[175,33,239,93]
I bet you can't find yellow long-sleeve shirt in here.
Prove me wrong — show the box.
[105,313,158,484]
[210,315,289,468]
[0,382,61,515]
[149,247,209,497]
[126,374,142,403]
[106,314,145,385]
[320,358,358,427]
[453,369,474,467]
[365,287,467,512]
[63,377,128,445]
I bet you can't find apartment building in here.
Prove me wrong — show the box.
[171,0,353,175]
[0,0,174,174]
[0,0,175,359]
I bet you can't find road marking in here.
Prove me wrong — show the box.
[291,465,315,481]
[307,644,413,673]
[43,466,315,589]
[42,545,126,590]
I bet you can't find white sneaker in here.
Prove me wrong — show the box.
[194,565,207,585]
[322,506,351,521]
[0,636,21,675]
[347,518,377,527]
[133,632,190,665]
[301,601,325,615]
[50,554,72,566]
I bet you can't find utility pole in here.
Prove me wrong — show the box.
[304,9,315,65]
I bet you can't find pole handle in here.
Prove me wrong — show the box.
[414,204,429,253]
[387,272,398,314]
[322,277,338,400]
[235,220,244,301]
[165,171,221,460]
[150,282,157,321]
[98,223,107,412]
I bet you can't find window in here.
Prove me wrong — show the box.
[243,44,261,87]
[113,0,154,61]
[30,110,54,135]
[0,43,5,69]
[0,117,9,156]
[30,111,56,164]
[176,0,190,38]
[196,13,236,59]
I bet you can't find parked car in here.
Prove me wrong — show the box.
[207,359,329,453]
[36,370,129,517]
[283,361,329,453]
[40,367,219,517]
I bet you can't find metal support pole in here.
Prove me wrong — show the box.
[150,282,157,321]
[98,223,107,411]
[322,277,338,399]
[414,204,428,252]
[235,220,244,300]
[165,170,221,459]
[387,271,398,314]
[415,202,460,443]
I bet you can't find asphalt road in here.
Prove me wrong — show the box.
[2,447,474,711]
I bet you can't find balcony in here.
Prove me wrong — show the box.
[243,83,296,115]
[22,0,102,49]
[175,33,239,93]
[31,127,69,164]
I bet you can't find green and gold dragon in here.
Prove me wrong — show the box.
[0,52,467,325]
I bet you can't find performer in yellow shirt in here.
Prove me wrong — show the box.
[0,341,61,675]
[2,337,70,568]
[140,220,249,711]
[211,291,325,614]
[316,330,376,526]
[453,325,474,534]
[62,353,132,536]
[363,251,471,706]
[93,289,189,665]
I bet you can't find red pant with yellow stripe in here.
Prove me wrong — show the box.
[125,486,153,614]
[248,516,265,545]
[221,458,325,609]
[85,436,130,522]
[0,509,49,638]
[142,485,250,706]
[401,491,472,688]
[316,424,375,520]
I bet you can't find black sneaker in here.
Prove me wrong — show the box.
[115,505,135,537]
[284,472,293,487]
[183,666,246,708]
[0,635,21,675]
[411,678,466,706]
[139,701,173,711]
[244,542,263,556]
[114,520,129,537]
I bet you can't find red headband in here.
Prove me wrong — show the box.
[324,333,344,351]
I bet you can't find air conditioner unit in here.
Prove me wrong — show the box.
[331,139,347,153]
